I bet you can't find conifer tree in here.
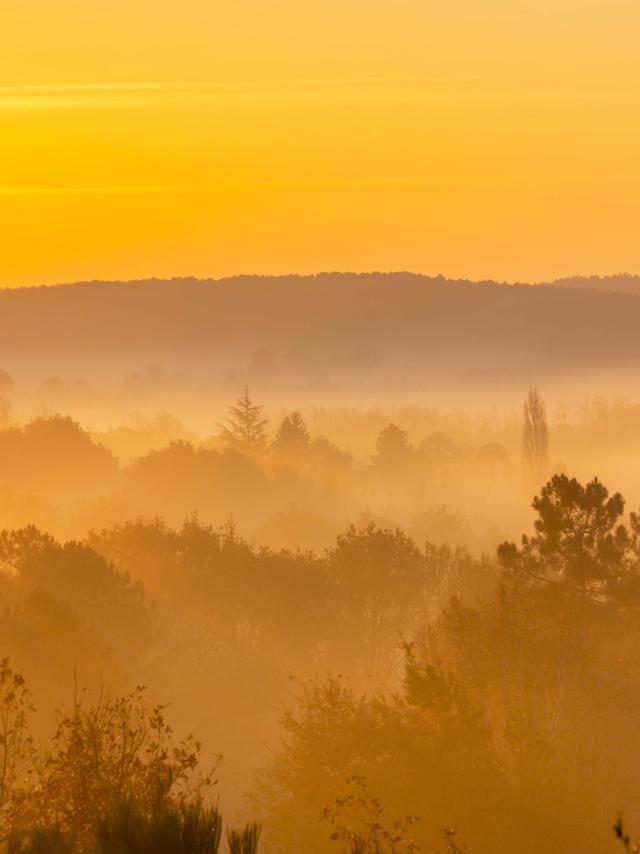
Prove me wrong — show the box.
[217,388,269,455]
[273,411,310,451]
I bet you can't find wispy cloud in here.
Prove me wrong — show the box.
[0,176,416,197]
[0,184,211,196]
[0,77,436,111]
[0,77,634,111]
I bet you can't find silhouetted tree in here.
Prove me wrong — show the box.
[0,397,13,430]
[371,424,415,472]
[498,473,640,600]
[325,524,427,677]
[0,369,14,395]
[217,389,268,456]
[522,386,549,471]
[8,686,214,849]
[272,412,310,452]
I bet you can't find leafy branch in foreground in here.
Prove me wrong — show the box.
[321,774,421,853]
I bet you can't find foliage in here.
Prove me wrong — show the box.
[371,425,415,473]
[8,685,216,852]
[95,797,223,853]
[522,386,549,471]
[498,473,640,601]
[272,413,310,452]
[0,659,34,835]
[325,524,429,677]
[227,822,261,854]
[321,775,420,853]
[217,389,269,456]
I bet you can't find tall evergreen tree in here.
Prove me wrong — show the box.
[273,412,310,451]
[216,388,269,455]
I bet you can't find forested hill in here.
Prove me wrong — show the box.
[548,274,640,295]
[1,272,640,378]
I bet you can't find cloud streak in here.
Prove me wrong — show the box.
[0,77,439,110]
[1,77,634,112]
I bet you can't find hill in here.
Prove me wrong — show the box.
[1,273,639,384]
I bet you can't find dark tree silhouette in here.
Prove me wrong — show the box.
[273,412,310,451]
[498,473,640,600]
[371,424,415,472]
[217,389,269,455]
[0,369,13,395]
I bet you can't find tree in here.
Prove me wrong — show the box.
[216,389,268,456]
[0,370,13,395]
[0,659,34,833]
[498,473,640,601]
[371,424,415,473]
[522,386,549,472]
[325,525,428,678]
[272,412,310,452]
[9,686,216,850]
[321,775,420,853]
[0,397,13,431]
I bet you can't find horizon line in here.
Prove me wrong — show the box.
[1,271,639,294]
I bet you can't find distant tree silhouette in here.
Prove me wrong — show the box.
[217,389,269,456]
[522,386,549,471]
[0,397,13,430]
[371,424,415,472]
[273,412,310,451]
[0,369,13,395]
[325,524,427,678]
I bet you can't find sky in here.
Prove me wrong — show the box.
[1,0,640,287]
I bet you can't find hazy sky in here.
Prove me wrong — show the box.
[2,0,639,286]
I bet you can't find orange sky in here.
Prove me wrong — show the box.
[2,0,640,286]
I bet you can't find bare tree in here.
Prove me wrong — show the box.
[522,385,549,471]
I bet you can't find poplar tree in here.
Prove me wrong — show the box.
[522,385,549,471]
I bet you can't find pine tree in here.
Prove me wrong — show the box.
[216,388,269,455]
[371,423,414,471]
[522,385,549,471]
[273,411,310,451]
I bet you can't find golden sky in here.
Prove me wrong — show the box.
[2,0,640,286]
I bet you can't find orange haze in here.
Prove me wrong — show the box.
[2,0,640,286]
